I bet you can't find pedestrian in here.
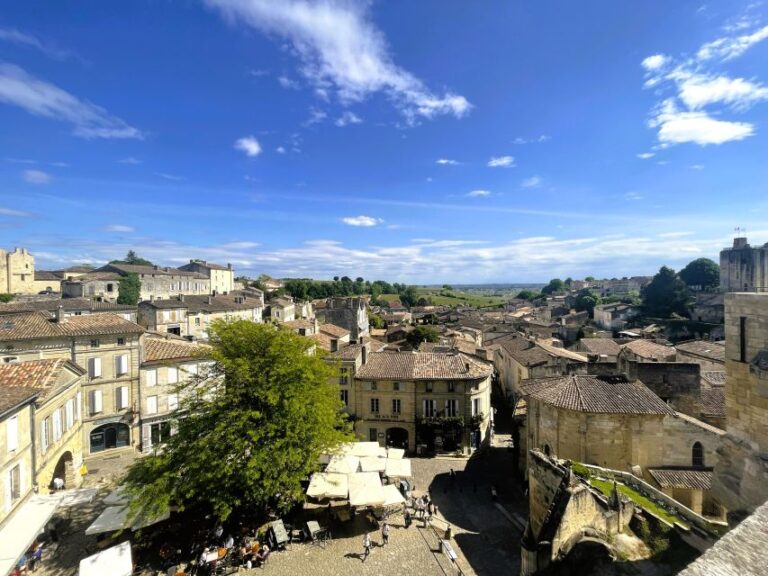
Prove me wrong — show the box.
[423,509,431,528]
[362,533,372,562]
[427,501,434,516]
[381,522,390,546]
[449,468,456,490]
[491,484,498,502]
[404,509,412,529]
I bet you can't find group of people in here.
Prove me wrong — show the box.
[361,522,389,562]
[12,542,43,575]
[407,493,435,528]
[194,525,269,574]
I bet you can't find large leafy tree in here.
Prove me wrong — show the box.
[398,285,419,308]
[116,272,141,305]
[642,266,691,318]
[573,288,601,317]
[406,325,440,347]
[541,278,566,294]
[110,250,154,266]
[679,258,720,291]
[122,320,351,522]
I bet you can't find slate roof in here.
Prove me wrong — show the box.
[0,386,39,417]
[319,323,350,338]
[700,387,725,419]
[648,468,713,491]
[179,260,230,271]
[0,359,84,401]
[577,338,621,357]
[355,352,492,381]
[676,340,726,363]
[0,298,135,315]
[522,375,675,415]
[621,339,676,360]
[34,271,62,281]
[0,311,144,340]
[140,294,262,313]
[143,336,210,363]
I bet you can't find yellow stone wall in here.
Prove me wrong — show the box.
[0,403,34,525]
[0,248,36,294]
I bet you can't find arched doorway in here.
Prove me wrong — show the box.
[90,423,130,454]
[386,427,409,450]
[50,451,74,490]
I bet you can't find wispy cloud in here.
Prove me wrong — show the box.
[206,0,470,121]
[637,152,656,159]
[303,107,327,126]
[118,157,142,165]
[275,146,286,154]
[0,63,143,139]
[689,164,705,170]
[466,189,491,197]
[341,215,383,227]
[658,231,694,238]
[0,27,73,60]
[104,224,135,233]
[435,158,458,166]
[0,207,31,217]
[335,111,362,127]
[487,155,515,168]
[277,75,300,89]
[521,176,542,188]
[22,169,50,184]
[513,134,550,144]
[697,24,768,61]
[155,172,186,181]
[625,191,644,201]
[234,135,262,157]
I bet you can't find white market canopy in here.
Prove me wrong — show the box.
[384,458,412,479]
[348,442,387,458]
[0,494,61,576]
[325,454,360,475]
[79,541,132,576]
[85,505,170,536]
[58,488,98,508]
[382,484,406,507]
[348,472,386,507]
[386,448,405,460]
[359,456,387,473]
[103,486,129,506]
[306,472,349,500]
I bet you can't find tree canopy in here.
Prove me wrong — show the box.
[541,278,566,295]
[573,289,601,317]
[122,320,351,522]
[116,272,141,305]
[641,266,691,318]
[110,250,154,267]
[406,325,440,347]
[516,289,543,301]
[679,258,720,291]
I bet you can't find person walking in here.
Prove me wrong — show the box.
[362,533,372,562]
[404,509,412,529]
[381,522,390,546]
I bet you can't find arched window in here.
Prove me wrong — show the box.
[692,442,704,467]
[544,444,551,457]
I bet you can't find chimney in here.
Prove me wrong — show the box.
[227,263,232,270]
[55,305,66,323]
[362,344,368,365]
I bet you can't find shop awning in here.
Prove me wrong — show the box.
[325,454,360,474]
[78,541,132,576]
[386,448,405,460]
[85,505,170,535]
[0,494,62,576]
[58,488,98,508]
[306,472,349,500]
[348,442,387,458]
[359,457,386,473]
[348,472,386,507]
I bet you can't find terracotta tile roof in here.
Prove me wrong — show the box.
[522,375,675,415]
[0,311,144,341]
[621,339,676,360]
[676,340,725,363]
[140,294,263,313]
[576,338,621,357]
[648,468,713,491]
[311,332,335,351]
[99,263,207,278]
[284,319,315,330]
[143,336,210,363]
[0,386,39,417]
[66,271,123,282]
[355,352,492,381]
[0,359,83,401]
[0,298,135,315]
[319,323,350,338]
[700,387,725,419]
[701,371,726,387]
[34,271,62,281]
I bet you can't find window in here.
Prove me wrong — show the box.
[53,409,62,441]
[740,316,747,362]
[168,394,179,411]
[89,390,103,414]
[425,382,433,393]
[116,386,129,410]
[448,382,455,393]
[393,381,400,391]
[115,354,128,376]
[370,398,380,413]
[41,418,49,453]
[163,310,170,322]
[76,391,81,421]
[692,442,704,467]
[149,422,171,448]
[423,399,437,417]
[6,416,18,452]
[9,464,21,502]
[195,317,201,326]
[369,428,378,442]
[90,339,100,348]
[147,396,158,415]
[146,369,157,387]
[65,399,74,430]
[107,283,114,293]
[167,367,178,384]
[445,399,458,417]
[340,390,349,405]
[392,399,401,414]
[340,368,349,386]
[3,357,18,363]
[472,398,481,417]
[88,357,102,379]
[117,337,125,346]
[371,381,377,391]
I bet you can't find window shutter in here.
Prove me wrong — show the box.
[89,357,102,378]
[146,369,157,387]
[117,386,129,410]
[167,367,178,384]
[65,400,74,430]
[147,396,158,414]
[41,419,48,454]
[116,354,128,376]
[7,417,18,452]
[142,424,152,453]
[168,394,179,411]
[76,391,82,420]
[92,390,103,414]
[53,410,62,441]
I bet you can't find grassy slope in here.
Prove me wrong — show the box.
[590,479,688,528]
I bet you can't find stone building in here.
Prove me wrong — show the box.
[0,298,137,323]
[0,248,35,295]
[60,271,124,301]
[0,386,38,526]
[32,271,62,293]
[265,296,295,322]
[593,303,639,332]
[572,338,621,365]
[321,297,369,343]
[676,340,725,372]
[719,237,768,293]
[178,260,234,295]
[0,311,144,456]
[0,359,85,494]
[617,339,676,373]
[712,292,768,518]
[690,292,724,324]
[352,351,493,453]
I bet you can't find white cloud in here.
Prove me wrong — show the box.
[234,135,262,157]
[341,215,383,227]
[689,164,705,170]
[276,146,286,154]
[677,74,768,110]
[513,134,550,144]
[335,111,362,127]
[118,157,142,165]
[466,189,491,197]
[0,63,142,139]
[206,0,470,121]
[641,54,670,71]
[0,207,31,217]
[521,176,542,188]
[625,191,644,201]
[155,172,186,181]
[22,169,50,184]
[637,152,655,159]
[277,75,300,89]
[658,231,694,238]
[0,28,72,60]
[487,155,515,168]
[435,158,458,166]
[105,224,135,233]
[649,100,754,145]
[304,107,327,126]
[697,24,768,61]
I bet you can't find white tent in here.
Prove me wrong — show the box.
[386,447,405,460]
[348,472,386,507]
[306,472,349,500]
[58,488,98,508]
[103,486,129,506]
[384,458,412,479]
[79,541,132,576]
[325,454,360,474]
[348,442,386,458]
[0,494,62,576]
[359,456,386,473]
[381,484,406,507]
[85,505,170,535]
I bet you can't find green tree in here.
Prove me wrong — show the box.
[110,250,154,266]
[0,293,14,303]
[516,289,542,301]
[406,325,440,347]
[541,278,566,295]
[679,258,720,291]
[585,276,595,282]
[573,289,601,317]
[122,321,351,522]
[116,272,141,305]
[642,266,691,318]
[368,312,385,329]
[442,284,453,291]
[399,285,419,308]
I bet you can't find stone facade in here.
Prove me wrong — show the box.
[624,361,702,418]
[0,392,36,526]
[593,303,638,332]
[322,297,369,343]
[0,248,35,295]
[178,260,235,295]
[712,293,768,517]
[720,237,768,293]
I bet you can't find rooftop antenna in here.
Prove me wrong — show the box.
[735,226,746,235]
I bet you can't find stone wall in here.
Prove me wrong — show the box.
[720,238,768,293]
[0,248,35,294]
[324,297,369,342]
[624,361,702,417]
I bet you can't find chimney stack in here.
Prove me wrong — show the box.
[55,305,66,323]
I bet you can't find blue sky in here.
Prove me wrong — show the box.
[1,0,767,283]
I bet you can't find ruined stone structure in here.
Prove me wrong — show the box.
[521,450,633,575]
[712,293,768,517]
[0,247,35,295]
[322,297,369,343]
[720,237,768,293]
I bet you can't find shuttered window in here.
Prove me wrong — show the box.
[167,367,178,384]
[115,354,128,376]
[90,390,103,414]
[53,409,62,441]
[147,396,158,414]
[116,386,129,410]
[65,399,74,430]
[6,416,18,452]
[88,357,102,378]
[168,394,179,411]
[145,369,157,387]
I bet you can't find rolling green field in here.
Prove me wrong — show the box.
[379,288,506,308]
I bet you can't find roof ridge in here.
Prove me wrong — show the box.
[572,374,585,411]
